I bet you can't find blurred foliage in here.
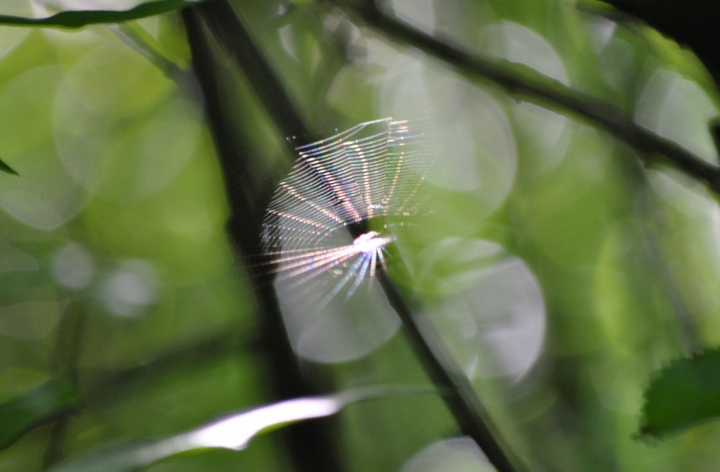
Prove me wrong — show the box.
[0,377,78,450]
[0,0,718,471]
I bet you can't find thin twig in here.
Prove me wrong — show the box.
[347,219,522,471]
[111,22,190,81]
[376,267,522,472]
[331,0,720,196]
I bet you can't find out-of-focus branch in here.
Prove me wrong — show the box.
[331,0,720,196]
[194,1,314,148]
[81,327,256,406]
[43,300,87,469]
[181,6,345,472]
[112,23,190,81]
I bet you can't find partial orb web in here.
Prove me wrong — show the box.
[263,117,431,307]
[261,117,432,363]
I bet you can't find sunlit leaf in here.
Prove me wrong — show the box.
[0,377,80,450]
[48,386,434,472]
[0,1,204,29]
[0,157,18,176]
[640,348,720,438]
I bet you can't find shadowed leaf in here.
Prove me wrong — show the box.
[640,348,720,438]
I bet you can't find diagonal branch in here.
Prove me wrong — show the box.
[194,0,314,149]
[376,266,522,472]
[331,0,720,195]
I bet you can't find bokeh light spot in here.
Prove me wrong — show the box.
[52,242,94,290]
[100,260,159,318]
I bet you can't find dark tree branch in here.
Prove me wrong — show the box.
[181,6,345,472]
[331,0,720,196]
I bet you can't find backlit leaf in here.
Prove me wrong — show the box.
[48,385,435,472]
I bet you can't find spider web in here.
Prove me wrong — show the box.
[262,117,432,307]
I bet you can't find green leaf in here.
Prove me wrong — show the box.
[0,0,204,29]
[0,157,18,176]
[48,385,435,472]
[640,348,720,438]
[0,377,80,450]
